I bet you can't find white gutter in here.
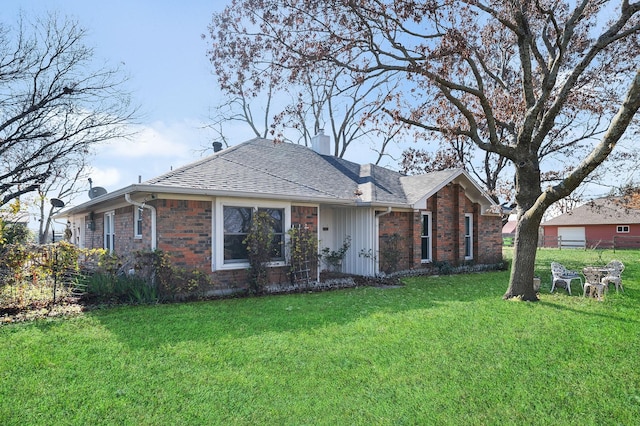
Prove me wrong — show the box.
[375,206,392,218]
[124,193,157,251]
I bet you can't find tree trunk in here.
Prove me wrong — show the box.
[504,213,542,301]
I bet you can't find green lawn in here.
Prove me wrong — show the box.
[1,248,639,425]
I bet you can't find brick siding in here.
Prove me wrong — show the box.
[379,183,502,270]
[155,199,212,271]
[81,194,500,286]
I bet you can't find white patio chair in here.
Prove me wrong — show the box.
[583,267,606,300]
[601,260,625,292]
[550,262,583,295]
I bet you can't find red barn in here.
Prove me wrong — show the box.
[540,197,640,249]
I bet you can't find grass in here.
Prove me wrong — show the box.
[1,248,639,425]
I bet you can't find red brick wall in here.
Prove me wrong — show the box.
[80,201,321,288]
[378,183,502,270]
[82,206,153,253]
[291,205,318,232]
[83,211,102,250]
[477,208,503,264]
[80,195,501,284]
[378,211,414,272]
[432,184,458,263]
[155,199,212,271]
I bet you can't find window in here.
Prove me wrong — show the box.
[223,206,252,263]
[464,213,473,260]
[617,225,630,233]
[104,211,115,253]
[135,207,143,238]
[223,206,285,264]
[421,212,432,263]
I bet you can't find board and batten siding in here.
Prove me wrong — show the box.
[332,207,376,276]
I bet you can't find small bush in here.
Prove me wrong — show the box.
[81,272,157,304]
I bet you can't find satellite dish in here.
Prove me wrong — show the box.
[50,198,65,208]
[88,187,108,199]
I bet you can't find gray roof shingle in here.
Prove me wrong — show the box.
[61,138,496,216]
[145,138,415,204]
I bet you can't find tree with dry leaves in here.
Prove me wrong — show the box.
[206,18,406,163]
[208,0,640,300]
[0,13,135,209]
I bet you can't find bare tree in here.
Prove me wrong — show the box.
[206,24,406,164]
[0,12,136,208]
[34,152,90,244]
[209,0,640,300]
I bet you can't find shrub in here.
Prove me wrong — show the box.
[244,211,276,294]
[321,236,351,272]
[379,233,404,273]
[287,225,318,284]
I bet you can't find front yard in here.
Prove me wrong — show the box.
[1,248,639,424]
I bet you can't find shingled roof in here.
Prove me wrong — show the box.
[541,197,640,226]
[145,138,410,204]
[60,138,497,214]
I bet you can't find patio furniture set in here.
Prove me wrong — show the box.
[550,260,625,300]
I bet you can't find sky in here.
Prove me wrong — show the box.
[2,0,263,206]
[3,1,637,218]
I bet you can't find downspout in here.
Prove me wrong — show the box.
[124,193,157,251]
[374,207,393,274]
[375,206,392,218]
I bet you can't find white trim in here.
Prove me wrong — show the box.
[104,210,115,253]
[72,216,85,249]
[410,169,498,214]
[617,225,630,233]
[421,211,432,263]
[134,206,143,239]
[464,213,473,260]
[124,194,157,251]
[214,198,291,271]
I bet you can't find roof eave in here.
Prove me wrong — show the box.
[408,168,499,214]
[55,184,413,218]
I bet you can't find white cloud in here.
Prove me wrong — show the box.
[87,119,217,192]
[87,166,122,188]
[101,120,210,160]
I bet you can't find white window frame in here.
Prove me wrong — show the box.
[104,211,115,253]
[215,199,291,270]
[134,206,143,238]
[617,225,630,233]
[464,213,473,260]
[421,212,432,263]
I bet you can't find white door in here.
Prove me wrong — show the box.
[558,227,585,248]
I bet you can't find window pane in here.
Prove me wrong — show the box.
[136,208,143,235]
[271,234,284,259]
[224,235,248,261]
[421,237,430,260]
[422,215,429,237]
[421,214,430,261]
[223,206,285,263]
[260,208,283,233]
[224,207,252,233]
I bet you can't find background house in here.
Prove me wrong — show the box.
[58,135,503,289]
[502,219,516,246]
[540,197,640,249]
